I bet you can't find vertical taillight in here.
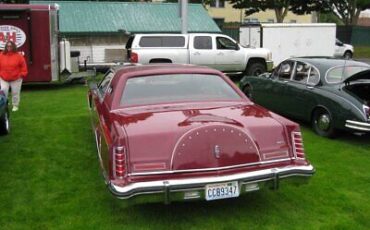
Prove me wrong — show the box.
[292,131,305,159]
[130,52,138,63]
[363,105,370,120]
[113,146,126,179]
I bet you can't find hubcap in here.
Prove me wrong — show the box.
[317,114,330,131]
[5,113,9,132]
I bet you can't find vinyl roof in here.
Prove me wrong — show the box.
[30,1,221,34]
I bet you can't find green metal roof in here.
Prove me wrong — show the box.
[30,1,221,34]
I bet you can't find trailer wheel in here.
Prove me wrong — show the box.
[0,109,10,135]
[245,62,266,76]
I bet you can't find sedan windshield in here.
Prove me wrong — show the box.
[120,74,242,106]
[326,65,370,84]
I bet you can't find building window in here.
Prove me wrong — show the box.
[244,18,259,23]
[210,0,225,8]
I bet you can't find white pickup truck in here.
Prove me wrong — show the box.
[126,33,273,76]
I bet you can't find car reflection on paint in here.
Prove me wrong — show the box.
[0,90,10,135]
[240,57,370,137]
[88,64,314,204]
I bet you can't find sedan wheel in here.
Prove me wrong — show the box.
[0,110,10,135]
[312,108,336,138]
[243,85,253,100]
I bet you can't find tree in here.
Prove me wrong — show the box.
[227,0,329,23]
[329,0,370,25]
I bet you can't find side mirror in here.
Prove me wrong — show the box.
[235,45,240,51]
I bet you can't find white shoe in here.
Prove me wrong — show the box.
[12,106,18,112]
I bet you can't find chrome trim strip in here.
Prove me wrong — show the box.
[345,120,370,131]
[129,157,292,176]
[109,165,314,199]
[170,124,262,169]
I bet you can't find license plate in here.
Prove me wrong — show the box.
[205,181,239,201]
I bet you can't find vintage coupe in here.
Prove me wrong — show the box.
[240,57,370,137]
[0,90,10,135]
[88,64,314,203]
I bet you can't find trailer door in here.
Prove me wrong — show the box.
[0,10,31,63]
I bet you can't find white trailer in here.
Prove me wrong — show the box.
[239,23,337,66]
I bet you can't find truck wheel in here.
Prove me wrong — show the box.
[0,109,10,135]
[311,108,336,138]
[245,62,266,76]
[343,51,352,59]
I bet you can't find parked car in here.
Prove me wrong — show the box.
[126,33,273,76]
[88,64,314,203]
[0,90,10,135]
[240,57,370,137]
[334,39,354,59]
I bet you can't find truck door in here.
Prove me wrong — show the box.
[189,35,216,69]
[0,10,31,62]
[215,35,245,72]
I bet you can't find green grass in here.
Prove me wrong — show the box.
[0,84,369,229]
[354,46,370,59]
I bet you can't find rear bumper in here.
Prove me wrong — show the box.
[345,120,370,132]
[108,164,314,203]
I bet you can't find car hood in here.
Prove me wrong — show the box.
[344,69,370,83]
[113,102,294,174]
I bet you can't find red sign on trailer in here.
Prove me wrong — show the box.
[0,4,59,83]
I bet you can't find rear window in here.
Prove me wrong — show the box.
[120,74,241,106]
[139,36,185,47]
[326,66,370,84]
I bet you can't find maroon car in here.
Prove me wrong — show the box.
[88,64,314,203]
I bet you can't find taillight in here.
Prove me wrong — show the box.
[292,131,305,159]
[363,105,370,120]
[113,146,126,179]
[130,52,138,63]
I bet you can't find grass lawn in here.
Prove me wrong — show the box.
[354,46,370,59]
[0,84,369,229]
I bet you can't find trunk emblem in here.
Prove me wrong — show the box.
[214,145,221,159]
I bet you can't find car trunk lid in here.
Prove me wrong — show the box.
[115,103,291,174]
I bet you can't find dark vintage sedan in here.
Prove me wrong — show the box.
[88,64,314,203]
[240,57,370,137]
[0,90,10,135]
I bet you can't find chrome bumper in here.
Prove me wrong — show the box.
[108,165,314,203]
[345,120,370,132]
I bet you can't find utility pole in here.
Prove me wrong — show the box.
[179,0,188,34]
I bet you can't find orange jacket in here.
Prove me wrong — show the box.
[0,52,28,82]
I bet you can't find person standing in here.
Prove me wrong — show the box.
[0,41,28,112]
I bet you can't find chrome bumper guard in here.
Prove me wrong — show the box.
[108,165,314,203]
[345,120,370,132]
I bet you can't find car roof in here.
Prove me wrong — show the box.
[290,57,369,71]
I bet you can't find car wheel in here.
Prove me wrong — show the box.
[246,62,266,76]
[243,85,253,100]
[343,51,352,59]
[312,108,336,138]
[0,109,10,135]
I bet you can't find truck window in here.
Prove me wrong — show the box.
[138,36,185,47]
[216,37,237,50]
[194,36,212,50]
